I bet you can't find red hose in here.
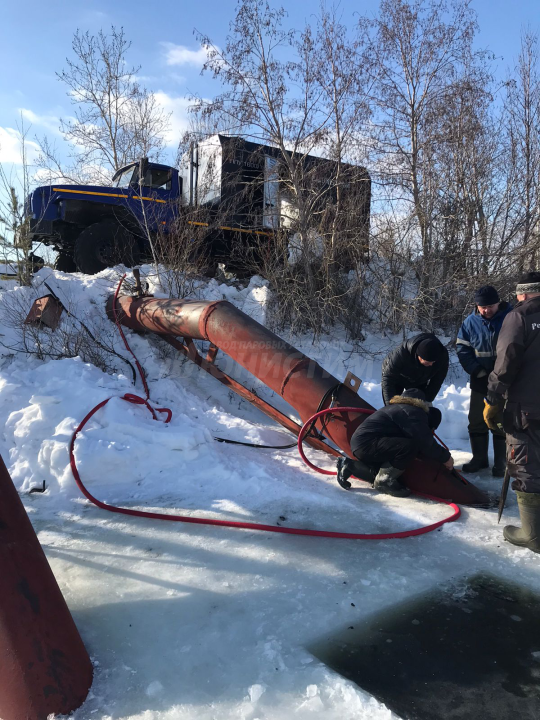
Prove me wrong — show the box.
[112,274,151,400]
[68,276,460,540]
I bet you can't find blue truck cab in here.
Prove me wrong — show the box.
[27,159,181,273]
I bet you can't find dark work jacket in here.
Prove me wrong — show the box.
[381,333,449,404]
[456,302,512,395]
[350,395,450,463]
[488,296,540,422]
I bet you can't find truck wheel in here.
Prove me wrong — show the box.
[54,252,77,273]
[74,220,140,275]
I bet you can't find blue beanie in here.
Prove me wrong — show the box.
[474,285,499,306]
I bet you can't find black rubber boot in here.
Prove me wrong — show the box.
[461,433,489,473]
[336,458,377,490]
[503,492,540,553]
[373,463,411,498]
[492,433,507,478]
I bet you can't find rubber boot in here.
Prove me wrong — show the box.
[336,457,377,490]
[373,463,411,498]
[503,492,540,553]
[461,433,489,473]
[492,433,507,478]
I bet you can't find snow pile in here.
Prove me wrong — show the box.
[0,265,470,517]
[0,265,537,720]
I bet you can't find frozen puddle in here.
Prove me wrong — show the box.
[309,573,540,720]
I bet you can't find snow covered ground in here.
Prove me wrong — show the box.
[1,267,539,720]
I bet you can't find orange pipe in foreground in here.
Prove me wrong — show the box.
[0,455,93,720]
[108,295,490,506]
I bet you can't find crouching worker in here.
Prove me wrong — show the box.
[336,389,454,498]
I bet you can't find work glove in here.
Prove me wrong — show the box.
[483,398,503,432]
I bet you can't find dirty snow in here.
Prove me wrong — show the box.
[1,266,538,720]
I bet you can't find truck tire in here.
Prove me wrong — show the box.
[74,220,140,275]
[54,252,77,273]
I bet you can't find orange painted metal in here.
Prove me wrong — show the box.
[108,295,490,506]
[0,454,93,720]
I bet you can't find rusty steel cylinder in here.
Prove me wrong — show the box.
[108,295,371,455]
[0,454,93,720]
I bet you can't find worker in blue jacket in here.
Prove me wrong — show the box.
[456,285,512,476]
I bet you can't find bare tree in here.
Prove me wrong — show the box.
[504,29,540,269]
[0,117,37,285]
[362,0,481,326]
[311,7,372,270]
[37,27,170,184]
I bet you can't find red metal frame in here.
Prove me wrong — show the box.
[162,334,340,457]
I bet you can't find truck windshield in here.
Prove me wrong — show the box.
[113,167,135,187]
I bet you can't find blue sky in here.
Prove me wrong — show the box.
[0,0,538,171]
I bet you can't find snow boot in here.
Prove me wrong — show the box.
[492,433,507,478]
[336,457,377,490]
[503,492,540,553]
[461,433,489,473]
[373,463,411,498]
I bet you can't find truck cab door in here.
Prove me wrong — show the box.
[132,166,179,228]
[138,166,176,201]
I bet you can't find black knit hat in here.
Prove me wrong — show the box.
[474,285,499,306]
[416,337,442,362]
[519,271,540,284]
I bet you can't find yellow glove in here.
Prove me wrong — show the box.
[483,400,502,432]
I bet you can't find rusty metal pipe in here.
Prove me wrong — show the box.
[107,295,371,455]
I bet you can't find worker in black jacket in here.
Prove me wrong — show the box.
[381,333,449,406]
[336,388,453,497]
[484,271,540,553]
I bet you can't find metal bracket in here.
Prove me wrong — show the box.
[206,343,218,364]
[343,371,362,394]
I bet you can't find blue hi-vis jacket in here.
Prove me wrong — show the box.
[456,302,512,378]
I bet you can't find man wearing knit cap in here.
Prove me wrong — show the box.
[456,285,512,476]
[381,332,449,406]
[484,271,540,553]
